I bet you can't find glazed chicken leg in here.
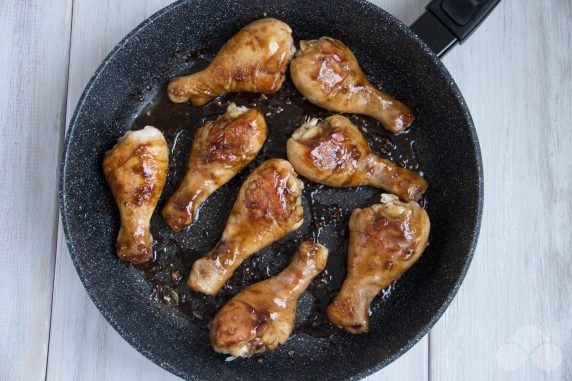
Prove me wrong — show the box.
[162,104,267,232]
[211,241,328,357]
[287,115,427,201]
[102,126,169,264]
[168,18,295,105]
[290,37,414,134]
[326,194,430,333]
[188,159,304,295]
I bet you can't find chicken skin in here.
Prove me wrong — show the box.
[290,37,414,134]
[168,18,295,105]
[162,104,267,232]
[188,159,304,295]
[211,241,328,357]
[287,115,427,201]
[326,194,430,333]
[102,126,169,264]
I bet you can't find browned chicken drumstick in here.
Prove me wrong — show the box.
[326,194,430,333]
[168,18,295,105]
[211,241,328,357]
[103,126,169,264]
[188,159,304,295]
[290,37,414,134]
[287,115,427,201]
[162,104,267,232]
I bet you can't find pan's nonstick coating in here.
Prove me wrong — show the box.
[60,0,482,380]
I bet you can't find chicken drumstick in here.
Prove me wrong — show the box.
[287,115,427,201]
[187,159,304,295]
[103,126,169,264]
[162,103,267,232]
[168,18,295,105]
[211,241,328,357]
[290,37,414,134]
[326,194,430,333]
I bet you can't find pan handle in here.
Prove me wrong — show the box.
[410,0,500,57]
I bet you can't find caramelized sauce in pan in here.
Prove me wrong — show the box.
[132,56,423,338]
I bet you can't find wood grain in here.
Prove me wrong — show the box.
[10,0,568,380]
[430,0,572,380]
[0,1,72,380]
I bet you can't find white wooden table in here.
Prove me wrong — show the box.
[1,0,570,380]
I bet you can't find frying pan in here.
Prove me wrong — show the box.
[60,0,496,379]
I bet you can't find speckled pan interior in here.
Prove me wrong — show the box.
[60,0,483,380]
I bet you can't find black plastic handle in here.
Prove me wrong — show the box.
[411,0,501,57]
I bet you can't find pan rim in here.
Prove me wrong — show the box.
[59,0,484,379]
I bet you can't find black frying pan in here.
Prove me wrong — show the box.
[60,0,496,379]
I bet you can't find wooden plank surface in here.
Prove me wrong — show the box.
[4,0,565,380]
[430,0,572,380]
[0,1,72,380]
